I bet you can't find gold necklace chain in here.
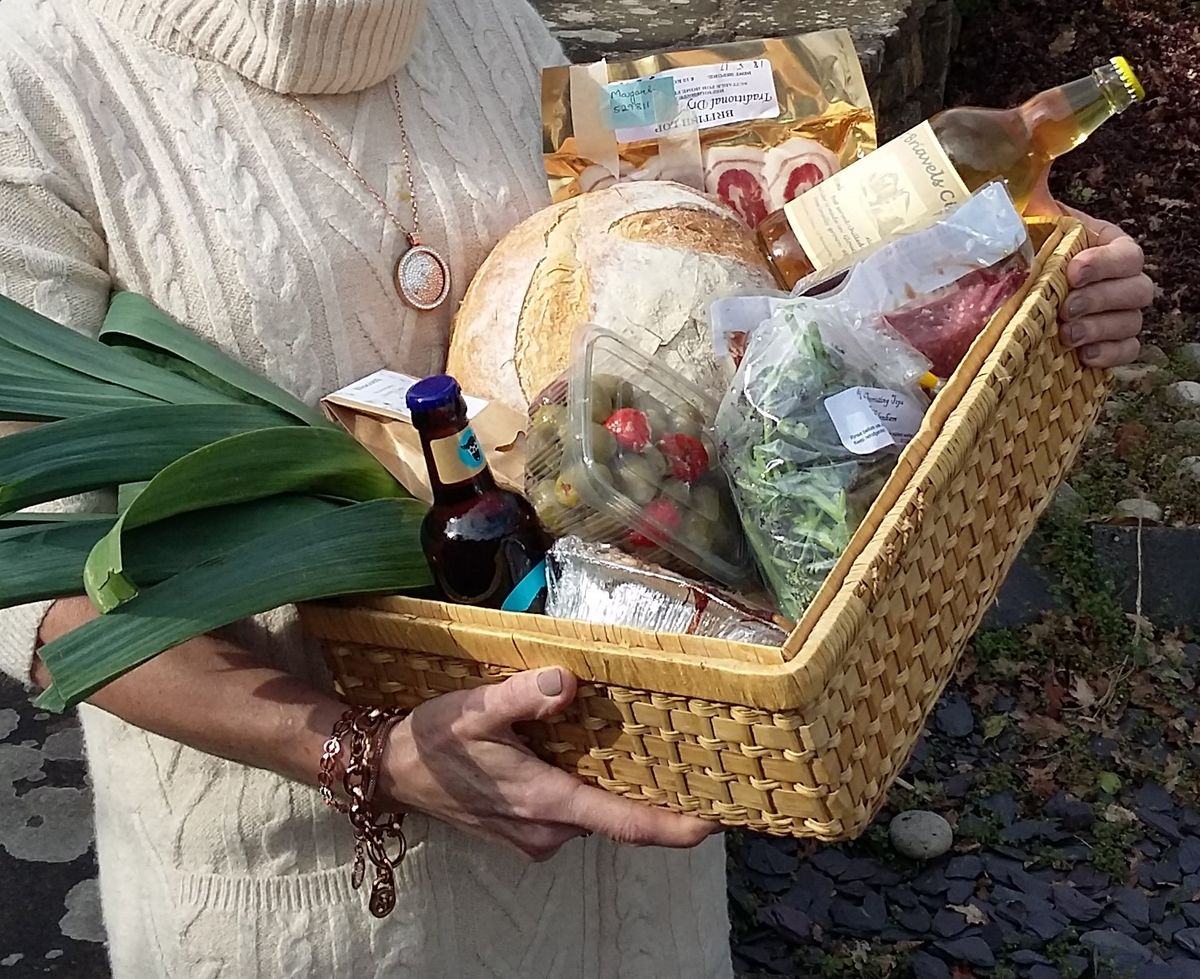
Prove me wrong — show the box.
[290,77,422,246]
[291,77,451,310]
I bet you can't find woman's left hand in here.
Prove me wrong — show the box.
[1057,205,1154,368]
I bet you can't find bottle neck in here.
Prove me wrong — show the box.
[413,407,497,505]
[1019,63,1135,160]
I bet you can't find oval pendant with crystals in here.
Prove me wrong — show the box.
[395,244,451,311]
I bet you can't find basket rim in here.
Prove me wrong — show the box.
[301,217,1093,711]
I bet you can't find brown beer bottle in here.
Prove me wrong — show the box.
[758,56,1145,289]
[406,375,548,608]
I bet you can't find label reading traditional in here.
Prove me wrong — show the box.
[612,59,780,142]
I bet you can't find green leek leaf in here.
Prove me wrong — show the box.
[0,403,292,515]
[0,512,114,534]
[36,498,431,710]
[0,372,160,420]
[84,426,406,610]
[0,495,342,608]
[0,294,240,405]
[102,293,330,427]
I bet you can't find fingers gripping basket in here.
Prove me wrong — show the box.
[300,219,1105,841]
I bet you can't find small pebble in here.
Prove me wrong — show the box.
[1167,380,1200,411]
[1179,341,1200,374]
[1176,419,1200,442]
[890,810,954,861]
[1140,343,1171,367]
[1177,456,1200,485]
[1114,364,1168,390]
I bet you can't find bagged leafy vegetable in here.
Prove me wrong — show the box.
[716,301,931,620]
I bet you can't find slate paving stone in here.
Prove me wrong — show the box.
[1153,895,1171,924]
[894,905,933,932]
[914,868,950,895]
[1154,859,1185,887]
[985,852,1023,884]
[809,850,850,878]
[1177,928,1200,957]
[944,773,972,798]
[1029,966,1063,979]
[1046,791,1097,830]
[947,880,976,904]
[1142,840,1166,859]
[1092,736,1120,761]
[872,868,903,887]
[980,921,1006,951]
[888,885,920,909]
[837,880,870,899]
[947,855,984,880]
[1182,811,1200,835]
[1011,868,1054,902]
[910,949,952,979]
[993,844,1035,862]
[1071,866,1113,892]
[830,893,887,934]
[936,695,975,738]
[1146,813,1187,843]
[984,792,1019,826]
[1004,821,1063,844]
[746,871,792,894]
[1139,784,1177,812]
[932,908,968,938]
[1012,949,1053,966]
[1029,907,1071,942]
[1183,905,1200,929]
[1113,890,1150,928]
[1181,840,1200,875]
[840,858,880,882]
[745,839,800,877]
[1156,915,1188,944]
[1054,882,1105,921]
[781,866,835,911]
[1081,930,1155,969]
[934,935,996,968]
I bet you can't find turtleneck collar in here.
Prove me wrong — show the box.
[88,0,428,94]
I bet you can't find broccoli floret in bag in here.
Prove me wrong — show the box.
[716,303,928,620]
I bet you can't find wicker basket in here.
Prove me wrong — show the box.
[300,217,1105,841]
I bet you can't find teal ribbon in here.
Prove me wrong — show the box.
[501,559,548,613]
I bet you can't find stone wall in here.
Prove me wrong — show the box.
[532,0,960,137]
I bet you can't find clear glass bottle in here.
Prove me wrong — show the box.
[758,56,1145,289]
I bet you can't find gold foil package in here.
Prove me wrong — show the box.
[541,30,876,229]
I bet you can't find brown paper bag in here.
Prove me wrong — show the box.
[322,370,527,505]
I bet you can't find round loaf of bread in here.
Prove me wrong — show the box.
[447,181,778,412]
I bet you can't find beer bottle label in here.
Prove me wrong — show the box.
[783,120,971,272]
[430,425,486,485]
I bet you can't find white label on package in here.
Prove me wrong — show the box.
[613,59,779,142]
[328,369,487,421]
[824,386,925,455]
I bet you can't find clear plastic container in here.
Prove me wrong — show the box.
[525,326,756,588]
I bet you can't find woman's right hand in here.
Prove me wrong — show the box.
[379,667,716,861]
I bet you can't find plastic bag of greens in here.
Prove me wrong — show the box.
[716,301,931,619]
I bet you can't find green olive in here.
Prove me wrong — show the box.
[531,403,567,435]
[616,456,660,505]
[592,373,623,404]
[639,445,667,478]
[680,510,717,551]
[529,480,568,533]
[668,406,706,440]
[554,467,585,509]
[589,386,614,424]
[614,379,638,409]
[588,422,617,464]
[691,485,720,522]
[526,422,560,461]
[660,478,691,507]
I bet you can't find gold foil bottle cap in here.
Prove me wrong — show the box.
[1110,56,1145,102]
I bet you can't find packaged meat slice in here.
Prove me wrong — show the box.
[542,31,875,227]
[763,137,841,212]
[704,145,771,227]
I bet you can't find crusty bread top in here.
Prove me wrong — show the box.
[448,181,776,411]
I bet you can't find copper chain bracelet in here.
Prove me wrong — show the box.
[318,706,409,918]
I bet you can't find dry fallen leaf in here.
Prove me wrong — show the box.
[1022,713,1071,739]
[1070,675,1098,709]
[950,902,989,926]
[1048,27,1077,56]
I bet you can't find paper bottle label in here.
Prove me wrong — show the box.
[430,426,486,485]
[784,120,971,271]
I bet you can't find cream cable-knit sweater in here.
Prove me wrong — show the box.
[0,0,733,975]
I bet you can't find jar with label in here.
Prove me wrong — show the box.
[407,375,548,609]
[757,55,1144,289]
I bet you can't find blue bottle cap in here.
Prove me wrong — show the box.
[406,374,461,414]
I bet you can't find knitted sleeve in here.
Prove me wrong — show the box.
[513,0,567,67]
[0,69,111,686]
